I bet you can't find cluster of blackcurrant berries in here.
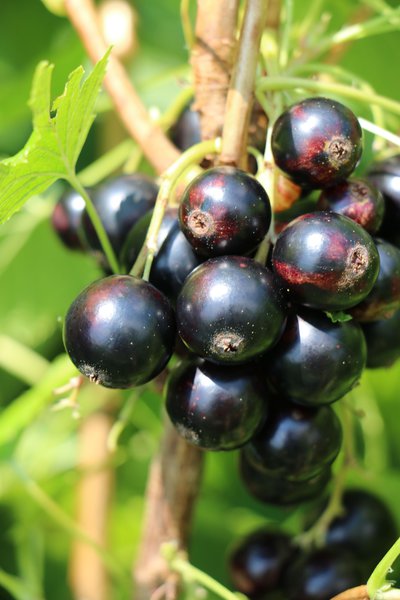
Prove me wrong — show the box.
[54,96,400,598]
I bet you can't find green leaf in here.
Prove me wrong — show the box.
[325,310,353,323]
[0,49,110,224]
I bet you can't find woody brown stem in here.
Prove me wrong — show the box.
[330,585,369,600]
[64,0,180,174]
[191,0,240,141]
[220,0,269,166]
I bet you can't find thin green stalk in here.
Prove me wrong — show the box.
[69,174,120,274]
[78,139,135,187]
[11,463,127,582]
[359,117,400,148]
[279,0,293,69]
[368,538,400,598]
[0,569,34,600]
[180,0,194,49]
[162,543,247,600]
[0,335,49,386]
[296,0,325,41]
[130,138,222,279]
[257,76,400,116]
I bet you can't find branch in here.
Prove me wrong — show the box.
[220,0,269,166]
[133,419,204,600]
[330,586,369,600]
[191,0,240,141]
[64,0,180,174]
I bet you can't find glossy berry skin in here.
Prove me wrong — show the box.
[362,309,400,368]
[150,220,203,304]
[51,188,87,251]
[317,178,384,233]
[63,275,175,389]
[240,452,331,506]
[229,529,295,598]
[170,105,201,151]
[368,155,400,246]
[272,212,380,311]
[83,174,159,255]
[165,360,268,450]
[243,396,342,481]
[350,238,400,321]
[321,489,397,572]
[265,309,366,406]
[283,548,364,600]
[179,167,271,257]
[177,256,287,364]
[271,97,362,188]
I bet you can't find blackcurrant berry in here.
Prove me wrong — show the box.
[51,187,88,251]
[349,238,400,321]
[264,308,366,406]
[228,529,295,598]
[165,360,268,450]
[282,547,364,600]
[82,174,159,256]
[177,256,287,364]
[362,309,400,368]
[242,396,342,481]
[368,155,400,246]
[179,166,271,257]
[170,105,201,151]
[240,451,331,506]
[272,211,380,311]
[317,178,384,233]
[271,97,362,188]
[319,489,397,570]
[63,275,175,388]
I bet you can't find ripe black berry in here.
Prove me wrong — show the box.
[264,309,366,406]
[350,238,400,321]
[63,275,175,388]
[179,167,271,257]
[317,178,384,233]
[242,396,342,481]
[165,360,268,450]
[368,155,400,246]
[282,547,364,600]
[51,187,88,251]
[362,309,400,368]
[228,529,295,598]
[83,174,159,256]
[271,97,362,188]
[240,451,331,506]
[272,212,380,311]
[177,256,287,364]
[170,105,201,151]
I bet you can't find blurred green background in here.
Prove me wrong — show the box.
[1,1,400,599]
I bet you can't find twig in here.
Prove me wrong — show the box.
[330,586,369,600]
[191,0,240,142]
[220,0,269,166]
[64,0,180,175]
[133,419,204,600]
[69,413,114,600]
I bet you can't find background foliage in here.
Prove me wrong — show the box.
[1,1,400,599]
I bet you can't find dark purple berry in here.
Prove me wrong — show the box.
[83,174,159,256]
[265,309,366,406]
[170,105,201,151]
[283,547,364,600]
[179,167,271,257]
[272,212,380,311]
[228,529,295,598]
[368,155,400,246]
[63,275,175,389]
[51,188,88,251]
[165,360,268,450]
[317,178,384,233]
[350,238,400,321]
[319,489,397,572]
[362,309,400,368]
[177,256,287,364]
[240,451,331,506]
[150,220,203,304]
[271,97,362,188]
[243,396,342,481]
